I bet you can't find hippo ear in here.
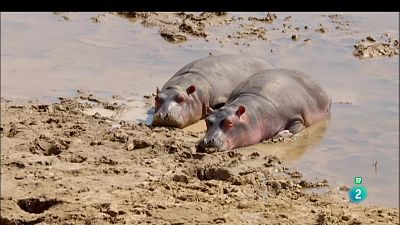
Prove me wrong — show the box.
[156,86,160,94]
[186,85,196,95]
[236,106,246,118]
[206,106,214,116]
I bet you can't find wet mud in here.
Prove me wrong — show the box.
[1,97,398,224]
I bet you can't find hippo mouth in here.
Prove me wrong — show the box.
[196,138,228,153]
[152,112,184,128]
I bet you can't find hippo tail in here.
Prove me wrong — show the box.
[309,97,332,125]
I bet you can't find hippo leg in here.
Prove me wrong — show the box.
[275,130,294,139]
[287,119,305,134]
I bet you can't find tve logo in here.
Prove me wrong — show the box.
[348,176,368,203]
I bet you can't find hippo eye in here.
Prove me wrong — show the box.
[223,119,233,129]
[176,94,185,104]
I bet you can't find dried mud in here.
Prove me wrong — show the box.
[117,12,233,43]
[353,35,399,59]
[1,96,398,225]
[115,12,399,59]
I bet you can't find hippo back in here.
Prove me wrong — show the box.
[228,69,331,125]
[163,54,273,106]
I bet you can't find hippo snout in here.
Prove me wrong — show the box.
[153,112,164,120]
[164,112,173,120]
[152,111,183,127]
[196,137,224,153]
[198,138,216,147]
[154,111,172,120]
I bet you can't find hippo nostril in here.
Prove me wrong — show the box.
[199,139,204,145]
[200,138,218,147]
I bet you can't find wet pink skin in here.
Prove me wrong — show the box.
[198,105,264,151]
[198,101,330,151]
[197,69,332,152]
[225,111,262,150]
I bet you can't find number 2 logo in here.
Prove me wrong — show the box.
[349,186,367,203]
[355,189,362,199]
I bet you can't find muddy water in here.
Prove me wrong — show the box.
[1,12,398,207]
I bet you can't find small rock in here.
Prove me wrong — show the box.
[91,14,105,23]
[284,16,291,21]
[342,215,350,221]
[270,180,281,190]
[291,34,300,41]
[15,175,25,180]
[172,174,189,183]
[213,217,227,223]
[171,222,185,225]
[249,151,260,159]
[263,155,281,167]
[157,204,167,209]
[304,38,311,44]
[279,214,288,218]
[197,166,234,181]
[126,143,134,151]
[366,36,376,42]
[93,112,101,119]
[132,139,151,149]
[339,185,350,191]
[315,26,328,33]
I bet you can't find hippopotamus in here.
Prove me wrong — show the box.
[152,54,273,128]
[197,68,332,151]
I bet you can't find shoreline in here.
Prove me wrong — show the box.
[1,95,398,224]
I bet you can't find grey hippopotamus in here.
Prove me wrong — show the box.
[152,54,273,128]
[197,68,332,151]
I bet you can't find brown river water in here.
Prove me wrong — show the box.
[1,12,399,207]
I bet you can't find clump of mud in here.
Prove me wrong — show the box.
[353,35,399,59]
[1,95,398,224]
[328,14,351,26]
[230,24,268,41]
[117,12,233,43]
[248,13,277,23]
[315,25,329,33]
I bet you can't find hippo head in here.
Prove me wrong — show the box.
[152,85,202,128]
[196,105,248,151]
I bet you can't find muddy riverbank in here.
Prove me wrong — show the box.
[1,96,399,224]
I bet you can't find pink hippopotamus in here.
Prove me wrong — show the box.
[152,54,273,128]
[197,68,332,151]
